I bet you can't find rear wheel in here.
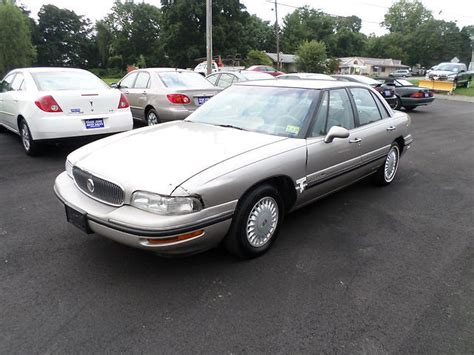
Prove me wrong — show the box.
[393,96,402,110]
[224,184,284,259]
[374,143,400,186]
[146,108,160,126]
[20,119,42,156]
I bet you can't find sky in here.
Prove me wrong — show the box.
[19,0,474,36]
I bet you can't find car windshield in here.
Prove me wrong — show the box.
[187,85,318,138]
[31,71,109,91]
[436,64,459,72]
[158,71,215,88]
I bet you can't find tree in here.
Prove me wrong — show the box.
[35,5,95,67]
[366,33,408,64]
[103,1,164,68]
[383,0,433,34]
[296,40,327,73]
[0,2,35,76]
[281,7,335,54]
[245,50,272,67]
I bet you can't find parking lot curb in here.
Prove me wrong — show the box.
[434,94,474,103]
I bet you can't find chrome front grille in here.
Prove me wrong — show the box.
[72,166,125,206]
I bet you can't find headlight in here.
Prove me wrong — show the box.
[65,159,73,178]
[131,191,203,215]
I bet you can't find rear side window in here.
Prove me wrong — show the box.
[11,73,24,91]
[1,73,16,92]
[134,72,150,89]
[370,91,390,118]
[32,71,108,91]
[350,88,382,126]
[158,71,214,89]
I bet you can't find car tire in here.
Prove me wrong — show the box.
[374,143,401,186]
[19,119,42,156]
[146,108,160,126]
[393,96,402,110]
[223,184,284,259]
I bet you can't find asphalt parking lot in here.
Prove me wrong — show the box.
[1,99,473,353]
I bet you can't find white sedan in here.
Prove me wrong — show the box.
[0,68,133,155]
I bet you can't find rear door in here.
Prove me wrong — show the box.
[118,72,138,118]
[302,89,362,203]
[348,87,395,165]
[130,71,151,120]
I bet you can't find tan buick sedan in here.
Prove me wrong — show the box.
[54,80,413,259]
[114,68,221,125]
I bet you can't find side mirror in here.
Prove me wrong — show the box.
[324,126,350,143]
[110,83,119,89]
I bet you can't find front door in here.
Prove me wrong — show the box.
[130,71,151,120]
[300,89,362,205]
[0,73,17,128]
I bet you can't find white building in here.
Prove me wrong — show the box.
[338,57,409,76]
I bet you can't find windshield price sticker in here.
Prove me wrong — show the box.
[286,125,300,135]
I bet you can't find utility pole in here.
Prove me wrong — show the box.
[206,0,213,75]
[274,0,280,70]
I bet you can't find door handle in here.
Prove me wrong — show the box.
[386,126,396,131]
[349,138,362,144]
[142,91,147,95]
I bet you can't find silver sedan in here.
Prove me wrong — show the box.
[54,80,413,258]
[114,68,221,126]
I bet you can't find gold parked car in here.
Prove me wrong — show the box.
[113,68,222,125]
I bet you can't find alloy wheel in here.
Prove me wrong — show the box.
[384,146,399,182]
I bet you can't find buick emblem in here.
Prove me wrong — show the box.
[86,178,95,193]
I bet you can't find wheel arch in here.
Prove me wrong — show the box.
[237,175,297,214]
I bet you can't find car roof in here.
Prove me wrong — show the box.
[144,68,191,73]
[12,67,90,73]
[236,79,368,90]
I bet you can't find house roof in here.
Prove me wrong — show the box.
[339,56,409,68]
[265,52,297,64]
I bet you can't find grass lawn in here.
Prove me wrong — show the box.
[101,77,121,86]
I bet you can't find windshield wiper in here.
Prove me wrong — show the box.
[216,124,247,131]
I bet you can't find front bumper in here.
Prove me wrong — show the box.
[54,172,235,255]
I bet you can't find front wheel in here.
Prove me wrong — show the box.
[224,184,284,259]
[20,119,42,156]
[373,143,400,186]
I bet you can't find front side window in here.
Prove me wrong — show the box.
[120,72,137,89]
[325,89,355,132]
[0,74,16,92]
[206,74,219,85]
[134,72,150,89]
[310,91,328,137]
[350,88,382,126]
[188,85,318,138]
[217,73,236,88]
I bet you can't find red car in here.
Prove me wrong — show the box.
[247,65,284,77]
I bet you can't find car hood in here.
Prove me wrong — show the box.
[71,121,287,195]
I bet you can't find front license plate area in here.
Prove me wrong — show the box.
[85,119,104,129]
[197,96,210,105]
[384,90,392,96]
[65,205,92,234]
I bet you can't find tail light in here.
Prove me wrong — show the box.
[410,92,425,98]
[118,93,129,109]
[35,96,62,113]
[167,94,191,105]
